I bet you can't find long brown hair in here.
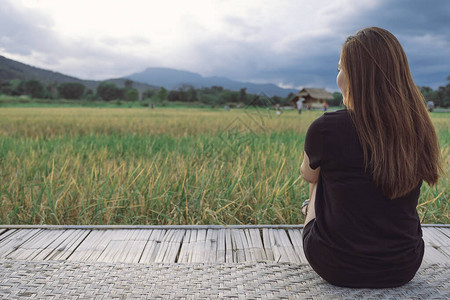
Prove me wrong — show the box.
[341,27,441,199]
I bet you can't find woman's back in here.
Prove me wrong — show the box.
[304,109,424,288]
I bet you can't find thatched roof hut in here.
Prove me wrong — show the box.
[292,88,333,109]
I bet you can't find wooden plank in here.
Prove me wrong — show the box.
[267,229,283,263]
[262,228,274,261]
[154,230,176,263]
[266,228,300,263]
[216,229,226,263]
[0,229,18,242]
[278,229,300,264]
[241,229,256,262]
[205,229,219,263]
[97,230,137,263]
[139,230,165,263]
[107,230,140,263]
[0,229,42,258]
[162,229,185,263]
[192,229,207,263]
[45,229,91,261]
[224,229,234,263]
[422,227,450,262]
[185,229,199,263]
[248,229,266,261]
[7,229,65,260]
[0,229,30,253]
[423,245,450,264]
[123,230,154,263]
[0,229,7,236]
[186,229,199,263]
[437,227,450,238]
[94,231,123,263]
[271,229,291,263]
[4,230,48,259]
[439,246,450,258]
[68,230,111,261]
[112,230,144,263]
[34,230,77,260]
[287,229,308,263]
[423,227,450,247]
[231,229,245,262]
[177,229,192,263]
[154,229,185,263]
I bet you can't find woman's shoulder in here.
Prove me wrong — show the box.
[312,109,351,128]
[323,108,350,119]
[309,109,357,142]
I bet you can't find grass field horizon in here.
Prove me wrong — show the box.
[0,107,448,225]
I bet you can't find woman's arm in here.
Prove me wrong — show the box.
[301,152,320,225]
[301,152,320,183]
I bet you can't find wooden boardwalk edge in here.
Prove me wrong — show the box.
[0,224,448,265]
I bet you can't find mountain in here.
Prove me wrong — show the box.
[0,55,157,93]
[0,55,298,97]
[126,67,298,97]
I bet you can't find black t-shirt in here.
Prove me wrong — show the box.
[303,109,424,288]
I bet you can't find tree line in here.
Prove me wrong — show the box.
[1,77,448,108]
[419,76,450,108]
[0,78,344,107]
[0,79,141,102]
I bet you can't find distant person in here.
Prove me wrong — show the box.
[151,103,154,109]
[322,102,328,111]
[276,107,281,116]
[307,104,311,110]
[224,105,230,111]
[427,100,435,112]
[301,27,441,288]
[296,98,303,114]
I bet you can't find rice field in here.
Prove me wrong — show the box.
[0,107,448,225]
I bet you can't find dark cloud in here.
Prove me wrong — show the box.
[228,0,450,90]
[319,0,450,89]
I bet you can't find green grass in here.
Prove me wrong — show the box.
[0,107,448,225]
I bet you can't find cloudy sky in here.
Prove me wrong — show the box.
[1,0,449,91]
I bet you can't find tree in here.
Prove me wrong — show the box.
[436,84,450,108]
[0,81,13,95]
[97,82,121,101]
[330,92,343,106]
[167,90,181,101]
[211,86,224,92]
[124,79,133,89]
[188,87,198,102]
[419,86,436,103]
[58,82,86,99]
[47,82,58,99]
[17,80,46,98]
[239,88,246,103]
[157,87,167,101]
[219,90,239,103]
[271,95,282,104]
[125,88,139,101]
[142,89,155,99]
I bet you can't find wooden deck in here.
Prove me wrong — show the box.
[0,224,449,265]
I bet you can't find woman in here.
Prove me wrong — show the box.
[301,27,441,288]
